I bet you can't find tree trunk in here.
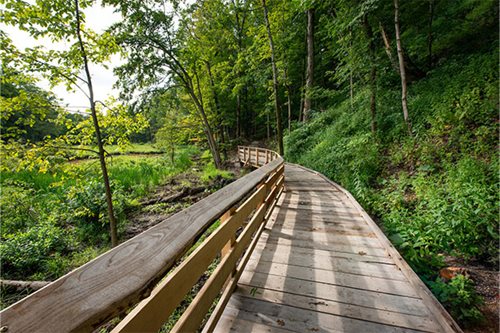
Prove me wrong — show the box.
[284,69,292,132]
[206,61,227,160]
[379,23,400,72]
[287,88,292,133]
[363,16,377,135]
[262,0,284,155]
[192,67,223,168]
[236,94,241,138]
[394,0,412,136]
[427,0,435,69]
[303,8,314,122]
[75,0,118,247]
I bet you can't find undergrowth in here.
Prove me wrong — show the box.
[285,51,498,325]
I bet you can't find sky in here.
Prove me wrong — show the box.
[2,3,123,113]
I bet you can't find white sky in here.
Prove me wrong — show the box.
[2,3,123,113]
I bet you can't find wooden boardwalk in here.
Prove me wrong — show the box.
[214,163,461,333]
[0,147,461,333]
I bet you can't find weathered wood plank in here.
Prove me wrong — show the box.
[246,250,407,281]
[235,275,428,316]
[233,287,440,332]
[0,158,283,333]
[252,241,394,265]
[262,228,385,249]
[215,315,296,333]
[270,209,367,224]
[241,259,417,297]
[267,218,374,236]
[257,232,389,257]
[224,298,429,333]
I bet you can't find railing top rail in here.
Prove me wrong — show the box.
[0,151,283,333]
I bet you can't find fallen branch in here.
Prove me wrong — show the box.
[1,279,51,291]
[141,186,207,206]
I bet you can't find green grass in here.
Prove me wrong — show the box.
[71,143,163,159]
[0,145,201,282]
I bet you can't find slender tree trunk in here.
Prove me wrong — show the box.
[287,88,292,133]
[394,0,412,135]
[236,94,241,138]
[427,0,435,69]
[363,16,377,135]
[262,0,284,155]
[349,28,354,108]
[266,112,270,140]
[206,61,227,160]
[303,8,314,122]
[74,0,118,247]
[283,69,292,132]
[379,23,399,71]
[191,68,223,168]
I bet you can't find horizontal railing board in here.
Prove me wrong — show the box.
[0,157,283,333]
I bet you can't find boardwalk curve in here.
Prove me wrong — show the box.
[213,154,462,333]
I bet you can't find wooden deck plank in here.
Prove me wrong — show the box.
[240,260,418,297]
[271,209,367,224]
[256,232,389,257]
[266,217,375,237]
[232,287,440,332]
[252,242,394,265]
[262,228,385,249]
[237,271,425,314]
[223,298,430,333]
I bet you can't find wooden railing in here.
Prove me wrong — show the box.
[0,147,284,333]
[238,145,279,168]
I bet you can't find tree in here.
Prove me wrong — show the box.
[261,0,284,155]
[394,0,412,135]
[303,7,314,122]
[109,0,223,168]
[2,0,121,246]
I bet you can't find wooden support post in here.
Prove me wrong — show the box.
[220,207,236,258]
[266,150,269,164]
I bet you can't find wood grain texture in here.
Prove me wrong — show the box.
[0,157,283,333]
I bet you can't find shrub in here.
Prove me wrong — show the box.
[428,275,484,326]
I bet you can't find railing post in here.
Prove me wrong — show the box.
[220,207,236,258]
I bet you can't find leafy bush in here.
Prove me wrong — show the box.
[428,275,484,325]
[0,221,71,280]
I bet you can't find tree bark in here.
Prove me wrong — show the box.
[379,23,399,72]
[262,0,284,155]
[75,0,118,247]
[284,69,292,132]
[303,8,314,122]
[1,280,51,291]
[394,0,412,136]
[427,0,435,69]
[192,66,223,168]
[363,16,377,135]
[205,61,227,160]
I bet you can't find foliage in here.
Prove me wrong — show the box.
[0,149,198,281]
[286,52,498,278]
[200,163,233,184]
[428,275,484,325]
